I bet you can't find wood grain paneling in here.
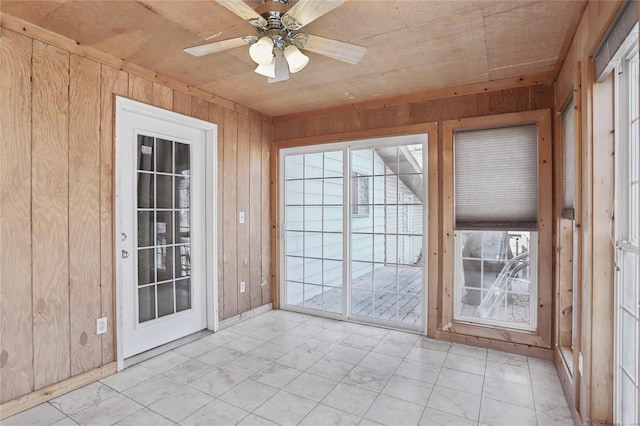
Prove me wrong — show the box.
[236,114,251,314]
[173,90,192,116]
[552,3,622,422]
[426,125,439,338]
[537,109,554,349]
[191,97,209,121]
[68,54,102,376]
[0,29,34,404]
[99,65,128,364]
[503,87,531,113]
[261,122,272,305]
[249,117,263,309]
[223,109,239,318]
[274,84,553,141]
[152,82,173,110]
[477,91,503,116]
[128,74,153,104]
[1,25,273,413]
[589,73,615,421]
[31,39,71,390]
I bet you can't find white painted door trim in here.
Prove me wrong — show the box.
[114,96,218,370]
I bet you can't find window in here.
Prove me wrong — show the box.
[453,125,538,330]
[442,110,552,347]
[562,95,577,219]
[558,89,579,374]
[614,33,639,426]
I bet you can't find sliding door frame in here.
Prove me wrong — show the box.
[272,123,437,333]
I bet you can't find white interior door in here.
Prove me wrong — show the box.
[116,98,216,359]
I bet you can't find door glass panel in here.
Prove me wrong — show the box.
[136,134,192,323]
[138,212,154,247]
[350,143,424,327]
[156,138,173,173]
[176,279,191,312]
[138,286,155,323]
[156,211,174,245]
[156,175,173,209]
[137,136,154,171]
[137,174,154,208]
[284,150,344,314]
[138,248,155,285]
[157,282,175,317]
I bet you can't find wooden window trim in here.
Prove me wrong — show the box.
[440,110,553,348]
[556,67,582,380]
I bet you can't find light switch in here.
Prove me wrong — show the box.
[239,212,245,224]
[96,317,108,335]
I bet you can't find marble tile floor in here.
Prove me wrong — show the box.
[4,310,574,426]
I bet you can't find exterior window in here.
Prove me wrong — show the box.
[453,124,538,331]
[614,44,639,426]
[456,230,537,329]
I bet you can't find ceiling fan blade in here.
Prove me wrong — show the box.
[300,34,366,65]
[184,37,250,57]
[282,0,345,30]
[215,0,267,27]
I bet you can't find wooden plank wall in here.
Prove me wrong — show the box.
[553,1,622,424]
[0,26,272,406]
[272,84,552,142]
[271,82,555,357]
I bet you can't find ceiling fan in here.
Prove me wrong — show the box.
[184,0,367,83]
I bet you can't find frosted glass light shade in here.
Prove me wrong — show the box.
[249,37,274,65]
[255,57,276,78]
[284,45,309,73]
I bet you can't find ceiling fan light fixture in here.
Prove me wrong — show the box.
[284,45,309,73]
[249,36,275,64]
[255,57,276,78]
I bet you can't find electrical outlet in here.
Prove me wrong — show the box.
[96,317,108,335]
[240,281,246,293]
[239,212,245,224]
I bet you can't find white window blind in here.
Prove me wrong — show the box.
[455,124,538,229]
[562,95,576,218]
[593,0,638,82]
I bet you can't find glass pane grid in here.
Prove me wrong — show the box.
[350,144,424,326]
[615,51,639,426]
[136,135,192,324]
[284,151,345,315]
[455,230,536,330]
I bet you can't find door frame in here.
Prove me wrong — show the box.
[278,133,430,333]
[114,96,218,370]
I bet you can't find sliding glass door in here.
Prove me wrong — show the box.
[280,136,426,331]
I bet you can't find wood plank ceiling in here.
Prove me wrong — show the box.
[1,0,585,117]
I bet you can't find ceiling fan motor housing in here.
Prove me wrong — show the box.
[253,0,303,50]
